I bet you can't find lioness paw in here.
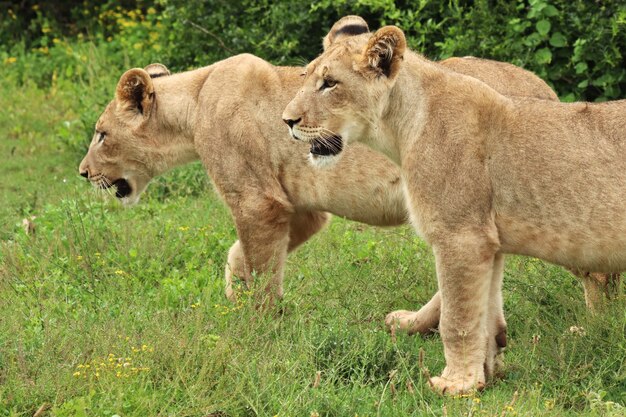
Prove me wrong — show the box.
[385,309,438,336]
[429,375,486,396]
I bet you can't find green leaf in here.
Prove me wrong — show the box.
[575,62,588,74]
[592,73,614,87]
[536,20,551,36]
[543,5,559,17]
[561,93,576,103]
[534,47,553,64]
[549,32,567,47]
[523,32,543,47]
[577,79,588,88]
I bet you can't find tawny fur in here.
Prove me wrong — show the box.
[78,52,618,322]
[79,49,617,329]
[283,22,625,394]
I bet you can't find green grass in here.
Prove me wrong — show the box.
[1,49,625,417]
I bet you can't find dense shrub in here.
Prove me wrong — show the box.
[1,1,164,87]
[160,0,626,101]
[2,0,625,100]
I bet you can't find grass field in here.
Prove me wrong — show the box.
[1,55,625,417]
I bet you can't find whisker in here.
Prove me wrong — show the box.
[318,131,343,153]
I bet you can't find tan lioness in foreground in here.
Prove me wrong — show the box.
[78,19,616,338]
[283,20,626,394]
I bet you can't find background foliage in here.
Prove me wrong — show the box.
[2,0,626,100]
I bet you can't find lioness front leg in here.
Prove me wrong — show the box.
[225,210,329,304]
[385,258,508,371]
[429,231,499,395]
[225,240,246,302]
[225,195,294,307]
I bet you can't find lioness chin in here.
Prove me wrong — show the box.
[283,18,626,394]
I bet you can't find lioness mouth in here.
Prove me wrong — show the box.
[310,135,343,156]
[96,177,133,198]
[113,179,132,198]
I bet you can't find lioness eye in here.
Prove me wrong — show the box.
[98,132,106,143]
[320,78,337,90]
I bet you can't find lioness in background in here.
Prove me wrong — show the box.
[79,17,616,338]
[283,18,626,394]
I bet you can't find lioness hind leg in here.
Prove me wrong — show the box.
[385,291,441,335]
[577,271,622,312]
[485,253,506,380]
[429,231,499,395]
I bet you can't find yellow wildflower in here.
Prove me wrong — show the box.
[115,270,125,275]
[73,371,81,377]
[4,57,17,65]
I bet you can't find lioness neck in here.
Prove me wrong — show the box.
[147,68,213,173]
[382,53,510,167]
[376,54,434,165]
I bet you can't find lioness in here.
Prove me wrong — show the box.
[79,17,615,339]
[282,19,626,394]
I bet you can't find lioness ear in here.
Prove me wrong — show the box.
[116,68,155,120]
[362,26,406,79]
[323,15,369,50]
[144,63,170,78]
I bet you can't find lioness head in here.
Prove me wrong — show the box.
[78,64,174,204]
[283,18,406,167]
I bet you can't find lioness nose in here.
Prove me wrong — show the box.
[80,170,89,178]
[283,117,301,128]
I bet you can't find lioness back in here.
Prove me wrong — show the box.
[438,57,558,101]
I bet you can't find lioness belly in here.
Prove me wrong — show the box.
[492,101,626,271]
[496,215,626,272]
[282,144,408,227]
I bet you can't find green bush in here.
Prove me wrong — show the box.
[1,2,165,88]
[160,0,626,101]
[3,1,625,100]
